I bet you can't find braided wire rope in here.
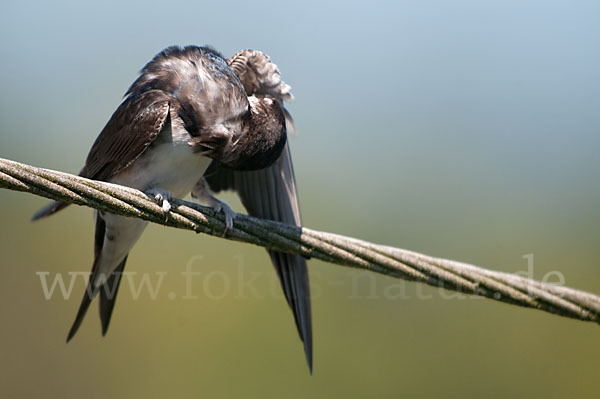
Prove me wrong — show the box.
[1,157,599,325]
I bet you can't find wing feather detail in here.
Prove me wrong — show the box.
[204,143,313,372]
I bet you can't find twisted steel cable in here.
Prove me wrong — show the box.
[1,157,599,325]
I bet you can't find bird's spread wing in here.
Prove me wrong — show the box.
[33,89,172,220]
[204,142,313,371]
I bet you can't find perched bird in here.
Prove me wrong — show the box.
[33,46,312,372]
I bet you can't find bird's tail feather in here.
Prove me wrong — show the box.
[99,257,128,335]
[66,274,97,342]
[66,256,128,342]
[31,200,71,221]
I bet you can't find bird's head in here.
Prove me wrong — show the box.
[188,94,287,171]
[224,95,288,171]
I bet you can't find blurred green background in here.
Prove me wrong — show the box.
[1,0,599,397]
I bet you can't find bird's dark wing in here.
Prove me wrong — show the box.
[32,89,172,220]
[81,89,172,180]
[204,142,313,372]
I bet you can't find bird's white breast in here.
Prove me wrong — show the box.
[109,122,211,199]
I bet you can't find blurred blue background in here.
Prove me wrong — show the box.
[1,0,599,397]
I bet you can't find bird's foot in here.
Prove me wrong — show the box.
[210,198,235,234]
[192,178,236,235]
[147,188,173,221]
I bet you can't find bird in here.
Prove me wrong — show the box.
[32,45,313,372]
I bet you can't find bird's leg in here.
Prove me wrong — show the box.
[146,188,173,221]
[192,178,235,235]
